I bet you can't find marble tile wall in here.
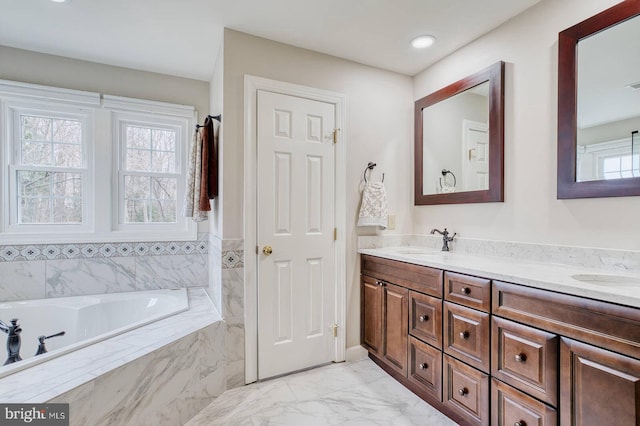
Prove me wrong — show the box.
[220,238,245,390]
[0,235,209,301]
[358,234,640,273]
[48,319,226,426]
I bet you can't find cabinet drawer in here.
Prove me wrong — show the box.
[444,302,490,373]
[409,291,442,349]
[445,272,491,312]
[491,379,557,426]
[492,316,558,406]
[443,354,489,426]
[362,255,443,298]
[408,336,442,402]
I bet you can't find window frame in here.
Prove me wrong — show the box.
[0,79,197,244]
[112,111,189,233]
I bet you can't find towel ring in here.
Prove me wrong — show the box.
[364,162,385,183]
[439,169,456,189]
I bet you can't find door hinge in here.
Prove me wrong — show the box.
[333,228,337,241]
[331,323,338,338]
[333,128,340,144]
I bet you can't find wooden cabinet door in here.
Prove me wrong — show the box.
[560,338,640,426]
[382,282,408,376]
[408,336,443,402]
[361,275,382,355]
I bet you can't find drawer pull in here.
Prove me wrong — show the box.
[459,331,470,339]
[514,422,526,426]
[419,363,428,370]
[419,315,429,322]
[458,387,468,396]
[460,287,470,295]
[514,353,527,363]
[377,281,384,286]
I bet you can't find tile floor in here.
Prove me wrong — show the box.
[186,359,456,425]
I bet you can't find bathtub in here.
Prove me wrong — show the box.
[0,288,189,378]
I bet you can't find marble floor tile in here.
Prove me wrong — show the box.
[187,359,455,426]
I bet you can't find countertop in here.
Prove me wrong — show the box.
[359,246,640,309]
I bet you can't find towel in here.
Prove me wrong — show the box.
[199,116,219,209]
[183,128,208,222]
[357,181,388,228]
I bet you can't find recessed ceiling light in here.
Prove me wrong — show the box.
[50,0,69,3]
[411,35,436,49]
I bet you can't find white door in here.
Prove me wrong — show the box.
[256,90,337,379]
[462,119,489,191]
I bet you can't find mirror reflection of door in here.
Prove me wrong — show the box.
[462,119,489,191]
[421,81,489,195]
[576,13,640,182]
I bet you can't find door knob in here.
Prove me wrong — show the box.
[262,245,273,256]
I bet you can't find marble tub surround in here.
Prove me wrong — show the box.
[359,245,640,308]
[359,234,640,274]
[0,250,208,301]
[0,288,221,404]
[187,359,455,426]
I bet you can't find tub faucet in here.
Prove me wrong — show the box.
[0,318,23,365]
[35,331,66,356]
[430,228,456,252]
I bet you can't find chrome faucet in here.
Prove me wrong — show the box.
[0,318,23,365]
[35,331,66,356]
[430,228,456,251]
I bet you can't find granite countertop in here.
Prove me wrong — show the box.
[359,246,640,309]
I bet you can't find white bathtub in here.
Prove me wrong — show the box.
[0,288,189,378]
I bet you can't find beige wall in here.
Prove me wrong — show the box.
[222,29,414,348]
[413,0,640,251]
[209,43,225,237]
[0,44,211,234]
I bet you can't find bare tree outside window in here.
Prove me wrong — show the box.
[123,125,177,223]
[18,115,83,224]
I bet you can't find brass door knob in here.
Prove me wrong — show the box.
[419,315,429,322]
[262,246,273,256]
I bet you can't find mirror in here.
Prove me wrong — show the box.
[558,0,640,198]
[415,61,504,205]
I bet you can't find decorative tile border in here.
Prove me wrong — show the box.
[0,240,208,263]
[221,250,243,269]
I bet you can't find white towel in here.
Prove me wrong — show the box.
[357,181,388,228]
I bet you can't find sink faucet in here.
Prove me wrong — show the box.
[0,318,23,365]
[430,228,456,251]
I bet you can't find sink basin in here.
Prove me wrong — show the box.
[390,248,434,255]
[571,274,640,288]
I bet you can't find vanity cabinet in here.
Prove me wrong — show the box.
[361,253,640,426]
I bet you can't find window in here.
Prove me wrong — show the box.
[115,115,184,228]
[5,102,92,235]
[0,80,196,243]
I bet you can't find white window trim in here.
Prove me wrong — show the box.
[0,79,197,244]
[578,137,638,181]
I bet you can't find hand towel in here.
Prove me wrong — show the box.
[357,181,388,228]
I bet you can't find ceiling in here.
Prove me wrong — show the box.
[0,0,541,82]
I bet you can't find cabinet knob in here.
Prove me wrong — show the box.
[514,353,527,363]
[377,281,384,286]
[460,287,470,295]
[459,331,470,339]
[514,422,526,426]
[458,387,468,396]
[419,315,429,322]
[419,363,428,370]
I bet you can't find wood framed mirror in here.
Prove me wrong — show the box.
[558,0,640,199]
[414,61,505,205]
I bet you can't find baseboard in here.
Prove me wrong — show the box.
[345,345,369,362]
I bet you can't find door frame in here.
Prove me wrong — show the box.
[243,75,347,384]
[461,119,488,191]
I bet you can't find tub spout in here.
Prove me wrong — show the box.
[35,331,66,356]
[0,318,23,365]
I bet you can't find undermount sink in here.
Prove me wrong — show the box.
[571,274,640,288]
